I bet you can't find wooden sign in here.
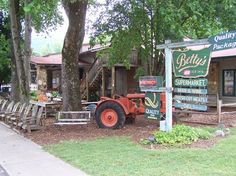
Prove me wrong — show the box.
[174,102,207,111]
[139,76,163,92]
[174,88,208,94]
[174,95,208,103]
[173,47,212,78]
[174,78,208,87]
[145,92,161,120]
[208,30,236,51]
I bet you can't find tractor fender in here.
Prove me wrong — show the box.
[96,98,129,115]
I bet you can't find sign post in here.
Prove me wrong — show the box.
[164,40,173,132]
[156,39,210,132]
[156,30,236,132]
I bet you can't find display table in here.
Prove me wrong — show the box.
[30,100,62,118]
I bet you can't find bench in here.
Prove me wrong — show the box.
[55,111,91,125]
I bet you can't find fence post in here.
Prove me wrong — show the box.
[217,99,222,123]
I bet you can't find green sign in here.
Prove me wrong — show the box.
[174,78,208,87]
[139,76,163,92]
[208,30,236,51]
[173,47,212,78]
[145,92,160,120]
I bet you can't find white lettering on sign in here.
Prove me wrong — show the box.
[175,78,207,87]
[176,53,207,72]
[213,41,236,50]
[174,102,207,111]
[145,109,160,115]
[214,32,236,43]
[174,88,208,94]
[174,95,208,103]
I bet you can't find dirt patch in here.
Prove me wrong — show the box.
[178,107,236,127]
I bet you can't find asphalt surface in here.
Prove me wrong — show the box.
[0,122,87,176]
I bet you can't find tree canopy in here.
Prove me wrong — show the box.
[91,0,236,76]
[0,8,11,85]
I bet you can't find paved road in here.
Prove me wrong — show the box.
[0,122,87,176]
[0,165,9,176]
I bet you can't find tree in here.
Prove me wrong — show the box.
[61,0,88,111]
[7,0,62,102]
[0,10,11,88]
[91,0,236,76]
[9,0,31,102]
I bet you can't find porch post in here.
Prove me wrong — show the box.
[217,99,222,123]
[102,67,106,96]
[86,73,89,101]
[111,66,116,96]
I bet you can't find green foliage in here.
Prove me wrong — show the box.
[51,91,60,97]
[134,67,145,80]
[91,0,236,76]
[29,0,63,33]
[0,10,11,84]
[30,91,38,101]
[151,125,211,145]
[0,1,7,10]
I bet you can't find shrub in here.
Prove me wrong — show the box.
[149,125,211,145]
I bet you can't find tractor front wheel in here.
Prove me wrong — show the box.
[95,102,126,129]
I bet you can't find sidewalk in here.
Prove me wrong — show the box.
[0,122,87,176]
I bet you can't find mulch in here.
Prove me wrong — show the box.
[24,108,236,148]
[24,115,159,146]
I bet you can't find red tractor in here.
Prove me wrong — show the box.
[95,93,167,129]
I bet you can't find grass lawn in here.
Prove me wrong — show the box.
[45,128,236,176]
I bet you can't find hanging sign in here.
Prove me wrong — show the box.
[139,76,163,92]
[145,92,161,120]
[174,102,207,111]
[208,30,236,51]
[173,47,212,78]
[174,88,208,94]
[174,78,208,87]
[174,95,208,103]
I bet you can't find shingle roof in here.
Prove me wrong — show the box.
[31,54,91,66]
[31,43,108,65]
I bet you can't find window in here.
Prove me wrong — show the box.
[223,70,236,96]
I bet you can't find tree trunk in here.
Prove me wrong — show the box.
[24,0,32,95]
[9,0,30,102]
[10,48,20,102]
[62,0,88,111]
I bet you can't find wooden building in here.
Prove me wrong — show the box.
[30,44,139,101]
[208,48,236,103]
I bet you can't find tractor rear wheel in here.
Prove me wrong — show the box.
[95,102,126,129]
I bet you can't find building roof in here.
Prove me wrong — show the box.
[31,54,91,66]
[31,54,62,65]
[31,43,108,65]
[186,42,236,58]
[212,48,236,58]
